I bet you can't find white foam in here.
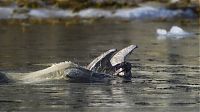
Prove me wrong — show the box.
[21,61,78,83]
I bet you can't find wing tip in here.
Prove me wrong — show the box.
[110,44,138,66]
[129,44,138,49]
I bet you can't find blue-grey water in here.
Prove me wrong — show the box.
[0,20,199,112]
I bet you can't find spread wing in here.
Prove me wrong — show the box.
[87,49,117,72]
[110,45,137,66]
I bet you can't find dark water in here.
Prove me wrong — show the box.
[0,20,199,112]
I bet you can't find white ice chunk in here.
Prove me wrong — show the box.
[168,26,190,35]
[156,29,167,35]
[157,26,194,39]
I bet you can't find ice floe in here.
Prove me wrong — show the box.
[157,26,195,39]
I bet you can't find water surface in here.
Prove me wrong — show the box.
[0,20,199,112]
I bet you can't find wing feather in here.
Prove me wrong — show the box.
[87,49,117,72]
[110,45,137,66]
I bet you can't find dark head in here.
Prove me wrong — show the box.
[113,62,132,82]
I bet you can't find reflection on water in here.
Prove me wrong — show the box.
[0,20,199,112]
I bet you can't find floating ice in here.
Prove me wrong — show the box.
[157,29,167,35]
[169,26,190,35]
[157,26,194,39]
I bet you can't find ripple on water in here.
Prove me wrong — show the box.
[0,21,199,112]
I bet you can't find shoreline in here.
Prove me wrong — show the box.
[0,6,198,21]
[0,0,199,21]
